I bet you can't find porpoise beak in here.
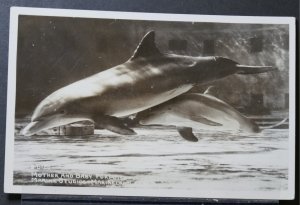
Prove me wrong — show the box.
[21,114,62,136]
[21,121,42,136]
[236,65,277,74]
[21,114,92,136]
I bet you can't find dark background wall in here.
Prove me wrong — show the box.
[0,0,298,204]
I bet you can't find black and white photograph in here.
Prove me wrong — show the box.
[4,7,295,199]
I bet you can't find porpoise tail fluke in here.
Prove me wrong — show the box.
[259,118,288,129]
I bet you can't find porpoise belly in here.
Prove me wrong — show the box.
[148,112,240,132]
[105,85,193,117]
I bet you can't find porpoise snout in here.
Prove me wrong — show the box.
[20,122,39,136]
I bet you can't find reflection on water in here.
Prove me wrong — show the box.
[13,124,289,191]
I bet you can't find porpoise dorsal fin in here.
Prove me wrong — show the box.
[130,31,161,60]
[177,127,198,142]
[203,86,215,96]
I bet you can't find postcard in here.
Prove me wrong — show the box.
[4,7,295,199]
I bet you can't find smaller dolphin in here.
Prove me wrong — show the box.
[138,87,262,142]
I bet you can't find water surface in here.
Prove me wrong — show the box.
[14,125,289,192]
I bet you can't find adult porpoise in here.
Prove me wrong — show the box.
[21,31,276,136]
[138,87,262,142]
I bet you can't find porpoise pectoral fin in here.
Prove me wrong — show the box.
[177,127,198,142]
[93,115,136,135]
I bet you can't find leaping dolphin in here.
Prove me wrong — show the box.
[21,31,276,136]
[138,87,262,142]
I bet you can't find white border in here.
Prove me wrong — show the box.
[4,7,296,200]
